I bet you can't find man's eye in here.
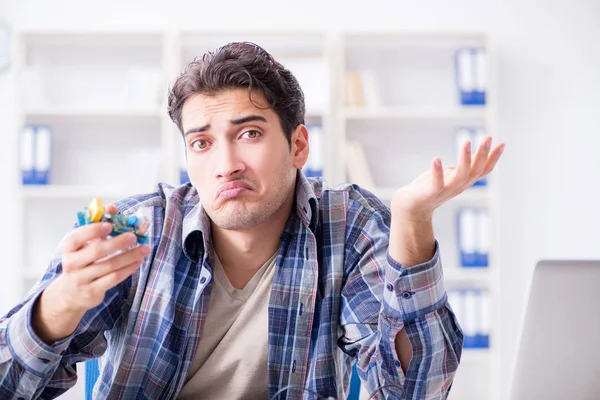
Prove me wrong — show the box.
[242,130,261,139]
[192,140,209,151]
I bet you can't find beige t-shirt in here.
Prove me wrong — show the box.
[177,251,277,400]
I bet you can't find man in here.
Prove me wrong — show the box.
[0,42,503,399]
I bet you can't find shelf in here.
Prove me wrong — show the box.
[23,107,163,120]
[370,186,489,204]
[342,106,487,121]
[24,107,323,121]
[20,29,164,43]
[344,30,488,42]
[19,185,155,200]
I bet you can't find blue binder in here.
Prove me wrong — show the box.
[448,289,490,349]
[34,125,52,185]
[457,208,478,267]
[455,47,487,106]
[303,124,323,178]
[180,169,190,184]
[20,125,36,185]
[21,125,52,185]
[457,208,489,268]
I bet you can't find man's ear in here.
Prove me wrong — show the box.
[291,125,309,169]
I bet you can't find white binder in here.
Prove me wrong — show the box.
[20,126,35,185]
[34,125,52,185]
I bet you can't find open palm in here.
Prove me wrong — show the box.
[391,136,505,219]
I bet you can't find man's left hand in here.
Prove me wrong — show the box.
[391,136,505,221]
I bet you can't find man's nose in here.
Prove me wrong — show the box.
[214,142,245,179]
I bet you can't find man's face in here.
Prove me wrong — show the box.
[181,89,306,230]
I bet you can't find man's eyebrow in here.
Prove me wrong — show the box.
[183,115,268,137]
[230,115,268,125]
[184,124,209,136]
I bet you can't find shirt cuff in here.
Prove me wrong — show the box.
[7,291,74,378]
[383,240,448,321]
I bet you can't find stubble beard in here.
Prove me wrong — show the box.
[208,174,294,230]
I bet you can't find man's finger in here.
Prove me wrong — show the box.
[105,204,118,214]
[77,245,150,283]
[454,141,472,185]
[91,259,144,293]
[432,158,444,193]
[482,143,505,175]
[470,136,492,181]
[63,222,113,253]
[67,232,139,270]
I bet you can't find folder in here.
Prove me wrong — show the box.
[455,47,487,106]
[476,209,490,267]
[304,124,323,178]
[179,143,190,184]
[474,48,487,106]
[34,125,52,185]
[180,170,190,185]
[458,207,489,268]
[448,290,465,326]
[20,126,36,185]
[463,289,479,348]
[449,289,490,349]
[477,290,491,348]
[455,48,475,105]
[457,208,478,267]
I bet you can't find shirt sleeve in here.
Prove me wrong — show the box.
[382,242,449,322]
[339,205,464,400]
[0,232,134,400]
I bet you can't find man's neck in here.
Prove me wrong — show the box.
[211,191,295,289]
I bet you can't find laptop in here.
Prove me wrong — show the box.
[508,260,600,400]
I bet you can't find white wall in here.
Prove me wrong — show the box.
[1,1,599,399]
[0,0,18,317]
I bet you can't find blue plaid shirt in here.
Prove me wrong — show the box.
[0,173,463,399]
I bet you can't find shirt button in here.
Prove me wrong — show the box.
[394,360,401,368]
[39,358,50,364]
[401,292,413,299]
[292,360,296,373]
[200,277,207,284]
[386,283,394,292]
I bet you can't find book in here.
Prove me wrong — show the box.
[344,70,365,108]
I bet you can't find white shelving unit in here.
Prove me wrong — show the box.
[11,29,499,400]
[336,31,500,400]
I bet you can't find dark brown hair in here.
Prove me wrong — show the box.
[167,42,305,146]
